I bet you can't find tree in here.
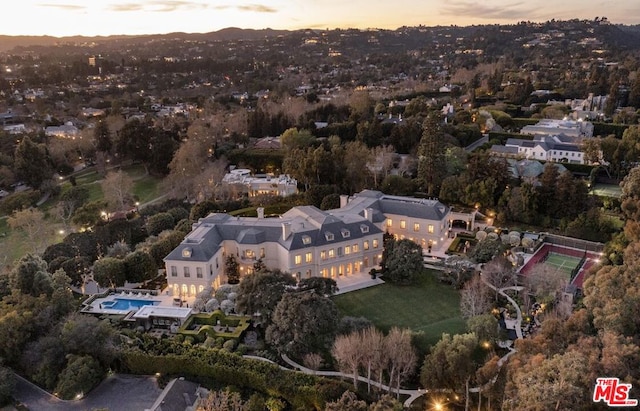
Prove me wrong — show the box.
[298,277,338,296]
[324,391,367,411]
[94,119,112,153]
[54,354,103,400]
[199,389,247,411]
[165,138,209,200]
[417,112,447,196]
[420,333,479,398]
[280,127,315,150]
[50,269,75,319]
[72,200,108,228]
[14,136,52,188]
[101,170,134,211]
[225,255,240,284]
[342,141,372,194]
[266,291,339,357]
[525,263,568,306]
[56,186,90,228]
[123,251,156,283]
[469,238,505,264]
[460,274,492,319]
[503,350,590,410]
[145,212,175,236]
[8,207,46,253]
[382,239,423,285]
[92,257,126,288]
[0,365,15,406]
[467,314,500,344]
[332,332,365,388]
[360,327,385,393]
[9,253,51,296]
[235,270,295,323]
[385,327,417,396]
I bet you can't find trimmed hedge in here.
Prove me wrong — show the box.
[178,311,251,341]
[121,348,350,410]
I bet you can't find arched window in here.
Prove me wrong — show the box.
[190,285,196,296]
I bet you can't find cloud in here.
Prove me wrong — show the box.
[38,3,86,11]
[440,1,537,20]
[236,4,277,13]
[108,3,144,12]
[108,1,277,13]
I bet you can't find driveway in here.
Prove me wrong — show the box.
[13,373,162,411]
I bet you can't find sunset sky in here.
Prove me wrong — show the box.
[3,0,639,37]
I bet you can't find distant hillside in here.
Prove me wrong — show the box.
[0,28,290,53]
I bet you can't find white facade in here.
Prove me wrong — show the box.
[164,190,454,297]
[222,169,298,198]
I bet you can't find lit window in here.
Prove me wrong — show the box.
[171,266,177,277]
[196,267,203,278]
[295,255,302,265]
[400,220,406,229]
[302,235,312,245]
[328,249,335,258]
[373,239,379,248]
[345,246,351,255]
[305,252,313,263]
[428,225,434,234]
[182,247,192,258]
[184,267,190,277]
[260,248,265,258]
[321,250,327,260]
[244,249,255,259]
[353,244,359,252]
[386,219,392,227]
[414,223,420,232]
[364,240,369,250]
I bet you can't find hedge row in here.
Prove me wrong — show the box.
[121,349,349,410]
[178,311,251,341]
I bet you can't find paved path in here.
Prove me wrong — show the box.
[281,353,428,407]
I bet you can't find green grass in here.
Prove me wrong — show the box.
[133,176,161,203]
[590,183,622,198]
[332,270,466,351]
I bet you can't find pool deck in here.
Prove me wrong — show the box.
[85,292,183,316]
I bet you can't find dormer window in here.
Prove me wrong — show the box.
[325,232,334,241]
[302,235,312,245]
[182,247,192,258]
[341,229,350,238]
[360,224,369,234]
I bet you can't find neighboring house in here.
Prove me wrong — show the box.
[45,122,79,138]
[3,123,26,134]
[221,169,298,198]
[505,159,567,182]
[520,118,594,139]
[491,134,588,164]
[81,107,106,118]
[163,190,467,297]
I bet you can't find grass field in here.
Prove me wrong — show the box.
[0,163,164,266]
[543,252,582,277]
[590,183,622,198]
[332,270,466,351]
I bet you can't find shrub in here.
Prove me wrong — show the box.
[223,340,237,352]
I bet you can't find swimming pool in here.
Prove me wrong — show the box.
[101,298,161,310]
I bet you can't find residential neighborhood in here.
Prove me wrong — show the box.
[0,15,640,411]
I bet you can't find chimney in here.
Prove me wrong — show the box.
[340,195,349,208]
[257,207,264,219]
[282,222,291,240]
[364,208,374,222]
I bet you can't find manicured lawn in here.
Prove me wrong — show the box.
[332,270,466,351]
[133,176,162,203]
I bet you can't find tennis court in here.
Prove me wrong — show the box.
[542,252,582,277]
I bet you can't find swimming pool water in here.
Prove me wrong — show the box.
[107,298,160,310]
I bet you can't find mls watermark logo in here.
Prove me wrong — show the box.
[593,378,638,407]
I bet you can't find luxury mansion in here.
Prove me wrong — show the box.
[164,190,470,297]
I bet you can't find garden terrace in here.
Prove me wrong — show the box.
[178,310,251,341]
